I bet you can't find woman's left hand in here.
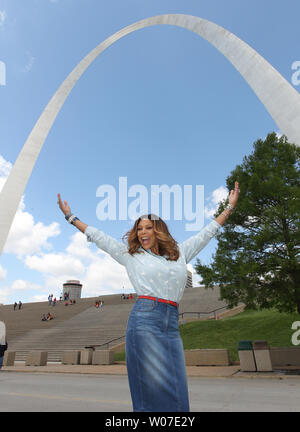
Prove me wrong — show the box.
[229,181,240,208]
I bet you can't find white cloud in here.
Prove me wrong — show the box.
[65,232,131,296]
[0,155,12,177]
[24,237,131,299]
[0,286,10,304]
[0,279,43,304]
[4,212,60,257]
[10,279,42,292]
[25,253,85,277]
[32,294,50,302]
[66,232,97,261]
[204,185,228,218]
[82,253,131,297]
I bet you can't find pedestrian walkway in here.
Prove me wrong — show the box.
[2,362,300,379]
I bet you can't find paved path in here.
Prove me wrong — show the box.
[2,362,241,377]
[1,369,300,412]
[3,362,300,379]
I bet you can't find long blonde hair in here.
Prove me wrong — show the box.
[122,214,180,261]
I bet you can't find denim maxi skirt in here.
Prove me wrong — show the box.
[125,297,190,412]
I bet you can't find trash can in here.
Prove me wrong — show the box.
[253,340,272,372]
[238,340,257,372]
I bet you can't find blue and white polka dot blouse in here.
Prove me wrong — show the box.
[85,220,221,304]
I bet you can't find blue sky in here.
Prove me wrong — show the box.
[0,0,299,304]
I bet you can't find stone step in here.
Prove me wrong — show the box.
[14,339,125,362]
[2,287,229,362]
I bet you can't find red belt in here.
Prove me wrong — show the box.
[138,295,178,308]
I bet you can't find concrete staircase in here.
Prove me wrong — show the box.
[178,285,227,318]
[7,308,133,361]
[0,286,228,362]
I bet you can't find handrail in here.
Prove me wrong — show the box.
[178,305,227,320]
[84,305,228,350]
[85,334,125,350]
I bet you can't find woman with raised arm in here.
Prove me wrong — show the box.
[57,181,239,412]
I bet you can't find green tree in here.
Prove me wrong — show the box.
[195,133,300,313]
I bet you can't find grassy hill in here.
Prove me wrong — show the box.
[180,308,300,361]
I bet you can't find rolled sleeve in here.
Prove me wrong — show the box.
[84,226,129,266]
[179,220,221,263]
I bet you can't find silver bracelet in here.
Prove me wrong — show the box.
[65,213,77,224]
[226,204,235,211]
[68,214,77,224]
[221,204,235,217]
[71,217,79,225]
[68,214,81,225]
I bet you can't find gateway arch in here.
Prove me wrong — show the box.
[1,14,300,255]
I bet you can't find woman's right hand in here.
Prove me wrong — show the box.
[57,193,87,233]
[57,193,71,216]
